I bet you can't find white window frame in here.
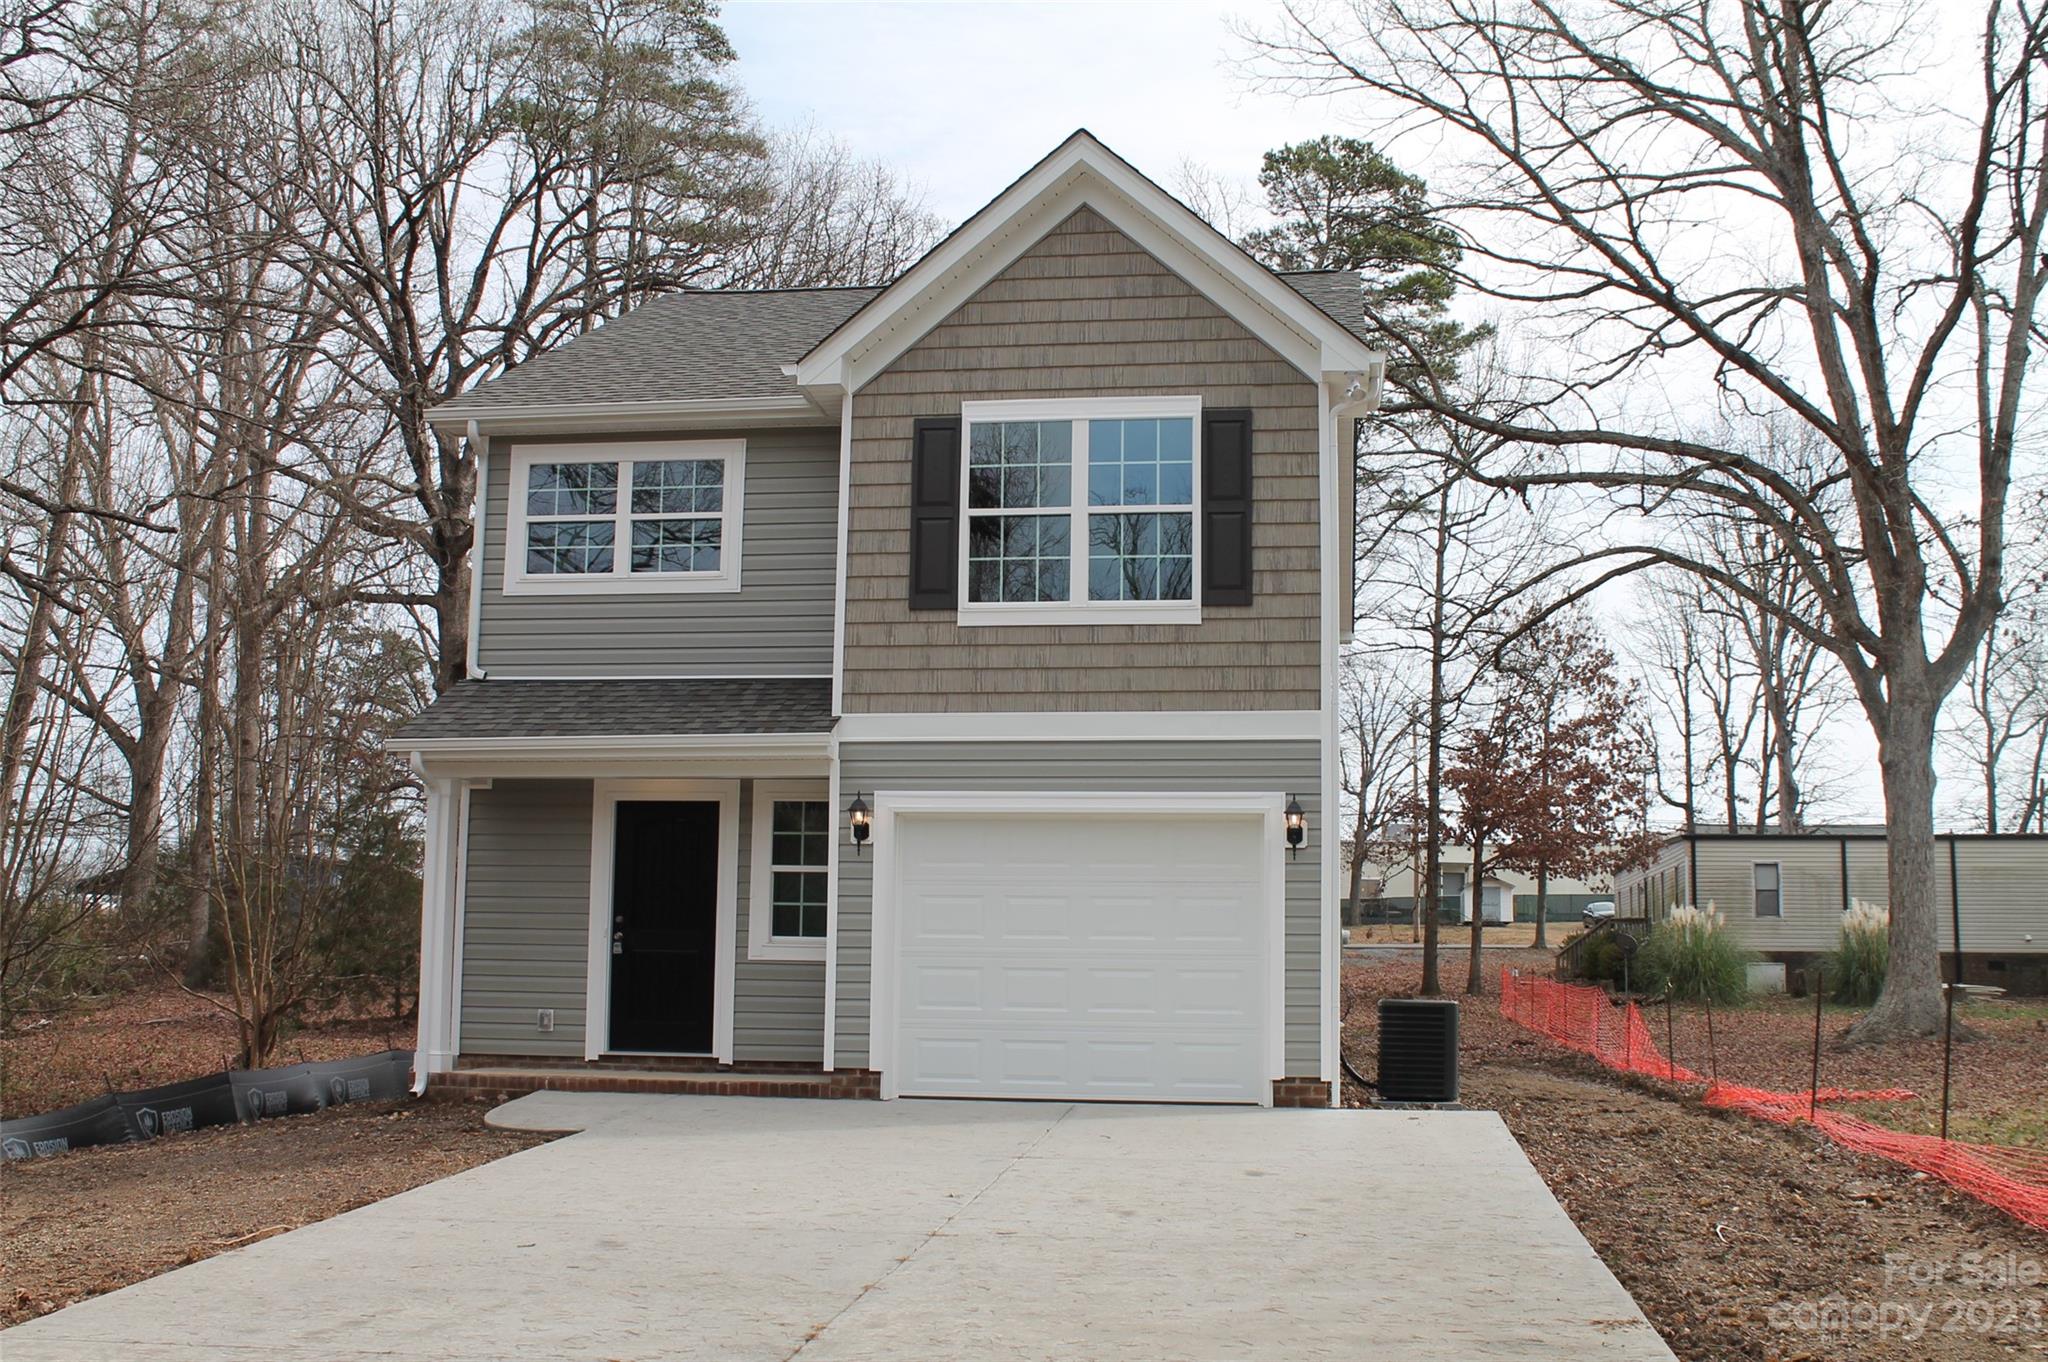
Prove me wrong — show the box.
[1752,861,1783,918]
[747,779,831,962]
[503,439,745,595]
[956,396,1202,626]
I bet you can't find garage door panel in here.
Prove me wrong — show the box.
[905,963,984,1012]
[893,812,1269,1104]
[999,893,1073,942]
[898,1024,1266,1099]
[1001,967,1071,1013]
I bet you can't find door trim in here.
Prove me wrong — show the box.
[585,779,739,1063]
[869,791,1285,1106]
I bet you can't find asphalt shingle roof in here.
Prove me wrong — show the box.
[435,271,1376,416]
[437,287,883,413]
[389,678,835,744]
[1275,270,1376,350]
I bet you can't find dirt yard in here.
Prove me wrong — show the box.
[2,984,414,1117]
[0,1097,548,1326]
[1345,952,2048,1361]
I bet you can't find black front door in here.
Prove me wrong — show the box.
[608,800,719,1053]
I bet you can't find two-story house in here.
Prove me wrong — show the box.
[392,131,1385,1107]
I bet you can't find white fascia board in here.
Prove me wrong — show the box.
[796,132,1384,389]
[834,710,1323,743]
[405,732,831,762]
[428,394,833,437]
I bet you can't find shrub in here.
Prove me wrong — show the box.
[1636,904,1751,1003]
[1578,931,1625,985]
[1823,899,1889,1006]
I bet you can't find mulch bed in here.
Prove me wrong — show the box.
[1345,953,2048,1361]
[0,1097,549,1326]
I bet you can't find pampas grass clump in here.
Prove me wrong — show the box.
[1637,903,1752,1004]
[1824,899,1890,1005]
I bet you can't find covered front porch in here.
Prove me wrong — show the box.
[391,678,854,1095]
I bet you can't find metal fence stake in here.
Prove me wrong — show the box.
[1705,994,1718,1090]
[1664,994,1676,1081]
[1810,965,1824,1123]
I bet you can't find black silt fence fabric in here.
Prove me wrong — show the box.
[1,1049,415,1160]
[0,1094,138,1161]
[115,1073,240,1138]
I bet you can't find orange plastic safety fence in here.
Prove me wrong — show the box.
[1497,967,2048,1233]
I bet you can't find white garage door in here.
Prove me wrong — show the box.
[891,811,1268,1102]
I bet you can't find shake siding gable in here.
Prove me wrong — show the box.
[842,206,1323,713]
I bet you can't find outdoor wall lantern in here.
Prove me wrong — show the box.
[848,792,871,855]
[1284,796,1307,858]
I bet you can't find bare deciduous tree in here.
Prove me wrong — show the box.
[1262,0,2048,1039]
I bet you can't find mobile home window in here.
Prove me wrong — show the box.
[1753,862,1782,918]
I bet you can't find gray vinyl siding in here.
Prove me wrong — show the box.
[459,780,593,1057]
[734,780,827,1062]
[842,206,1323,713]
[832,739,1325,1075]
[1614,835,2047,954]
[476,426,839,678]
[457,778,827,1063]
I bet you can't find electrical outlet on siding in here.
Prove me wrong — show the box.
[536,1008,554,1032]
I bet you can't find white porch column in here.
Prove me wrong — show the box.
[411,774,462,1092]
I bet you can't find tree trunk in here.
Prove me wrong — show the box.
[1419,499,1449,996]
[1464,837,1487,995]
[1846,697,1947,1042]
[1533,863,1548,950]
[118,728,168,923]
[427,425,474,692]
[1345,818,1368,934]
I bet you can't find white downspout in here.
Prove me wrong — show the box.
[464,419,488,682]
[1323,362,1384,1108]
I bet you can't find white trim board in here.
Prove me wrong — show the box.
[1317,380,1341,1106]
[431,394,835,437]
[464,425,489,680]
[585,779,741,1064]
[831,390,853,717]
[866,790,1286,1106]
[404,732,830,753]
[471,673,834,682]
[833,711,1323,743]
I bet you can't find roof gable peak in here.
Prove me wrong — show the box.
[794,130,1381,394]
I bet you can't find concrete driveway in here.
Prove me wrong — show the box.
[3,1095,1673,1361]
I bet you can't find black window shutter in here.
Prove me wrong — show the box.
[908,417,961,610]
[1201,407,1254,607]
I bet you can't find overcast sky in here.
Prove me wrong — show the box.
[718,1,1919,825]
[722,1,1329,220]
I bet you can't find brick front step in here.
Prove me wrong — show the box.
[452,1054,825,1075]
[427,1066,880,1102]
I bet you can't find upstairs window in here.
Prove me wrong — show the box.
[958,398,1200,625]
[503,440,744,594]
